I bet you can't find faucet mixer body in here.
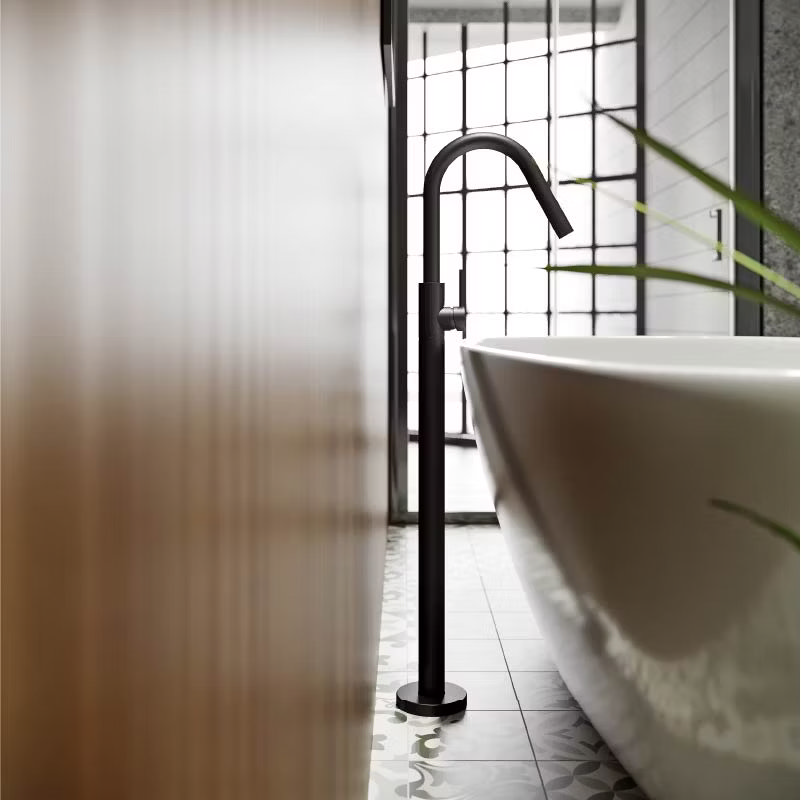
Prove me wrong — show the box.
[396,133,572,717]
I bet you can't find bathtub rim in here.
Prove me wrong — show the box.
[459,335,800,381]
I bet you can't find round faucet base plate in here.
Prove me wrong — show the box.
[396,682,467,717]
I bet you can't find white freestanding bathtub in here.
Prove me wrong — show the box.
[460,336,799,800]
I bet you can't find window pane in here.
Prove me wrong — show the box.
[408,136,424,195]
[596,246,636,266]
[408,78,424,135]
[408,58,424,79]
[426,71,463,133]
[468,24,504,66]
[507,24,549,60]
[507,58,548,122]
[467,136,506,189]
[467,252,505,312]
[507,188,549,250]
[408,373,419,431]
[507,313,549,336]
[407,314,418,371]
[596,179,636,245]
[425,24,462,74]
[408,196,423,256]
[556,49,592,115]
[596,275,636,311]
[407,256,422,313]
[467,190,505,252]
[445,374,464,434]
[507,120,549,186]
[595,1,636,44]
[596,42,636,108]
[466,312,505,341]
[427,131,463,191]
[595,313,636,335]
[441,253,461,307]
[440,193,463,254]
[467,64,506,127]
[445,330,462,373]
[596,111,636,176]
[555,313,592,336]
[553,247,591,312]
[507,250,549,312]
[556,114,592,179]
[555,183,592,247]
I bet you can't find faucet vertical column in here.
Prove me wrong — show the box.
[418,280,446,699]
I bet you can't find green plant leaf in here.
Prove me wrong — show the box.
[601,111,800,253]
[573,178,801,300]
[546,265,800,317]
[710,499,799,550]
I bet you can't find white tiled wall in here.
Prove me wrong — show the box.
[644,0,733,335]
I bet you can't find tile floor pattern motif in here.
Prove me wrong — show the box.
[369,527,648,800]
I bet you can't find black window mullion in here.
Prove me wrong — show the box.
[460,23,468,435]
[591,0,598,335]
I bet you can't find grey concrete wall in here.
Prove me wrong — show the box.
[762,0,800,336]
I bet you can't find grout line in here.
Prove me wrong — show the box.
[468,533,549,795]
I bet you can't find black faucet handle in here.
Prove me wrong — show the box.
[437,306,466,333]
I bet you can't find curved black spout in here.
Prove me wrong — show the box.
[423,132,573,282]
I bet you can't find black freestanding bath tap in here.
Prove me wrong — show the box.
[396,133,573,717]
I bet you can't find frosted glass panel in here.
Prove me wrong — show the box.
[555,313,592,336]
[466,252,505,312]
[440,193,463,254]
[555,183,592,248]
[557,115,592,179]
[427,131,463,191]
[507,188,548,250]
[596,42,636,108]
[596,274,637,311]
[445,374,464,433]
[595,313,637,335]
[407,314,418,371]
[408,197,423,256]
[425,24,462,74]
[556,49,592,115]
[407,256,422,313]
[596,246,636,266]
[507,58,548,122]
[507,24,549,60]
[467,190,505,252]
[408,373,419,431]
[441,253,461,307]
[467,64,506,127]
[596,111,636,176]
[507,120,548,186]
[466,133,506,189]
[597,180,636,245]
[468,24,504,66]
[507,313,549,336]
[408,136,424,195]
[408,78,424,135]
[553,247,591,311]
[445,331,462,373]
[426,71,463,133]
[507,250,549,312]
[466,313,505,341]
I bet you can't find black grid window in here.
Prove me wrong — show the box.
[405,1,644,441]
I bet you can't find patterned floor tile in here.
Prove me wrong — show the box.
[409,638,507,672]
[501,639,557,671]
[406,760,545,799]
[372,710,410,761]
[511,672,580,711]
[445,671,518,710]
[538,760,646,799]
[375,672,409,711]
[408,710,534,761]
[368,760,410,799]
[378,640,410,672]
[523,710,613,761]
[493,612,542,639]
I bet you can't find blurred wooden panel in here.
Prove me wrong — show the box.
[1,1,388,798]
